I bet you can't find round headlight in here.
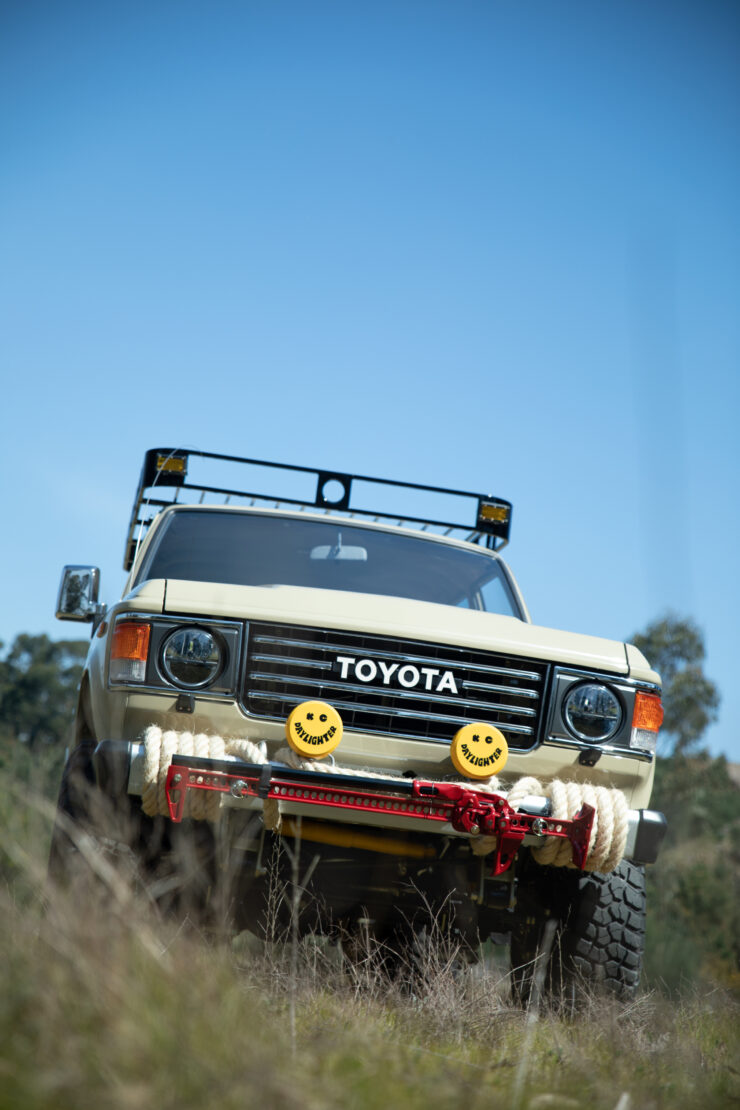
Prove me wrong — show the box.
[563,682,622,743]
[161,628,222,688]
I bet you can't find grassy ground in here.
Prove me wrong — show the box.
[0,749,738,1110]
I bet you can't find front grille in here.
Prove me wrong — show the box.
[242,622,549,750]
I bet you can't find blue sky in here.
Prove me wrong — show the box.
[2,1,738,758]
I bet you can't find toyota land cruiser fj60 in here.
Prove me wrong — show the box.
[52,448,666,998]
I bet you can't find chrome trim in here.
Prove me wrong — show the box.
[250,652,333,671]
[462,678,540,699]
[107,682,239,702]
[246,670,538,718]
[127,742,146,794]
[624,810,639,859]
[543,735,654,763]
[552,665,660,693]
[252,634,543,682]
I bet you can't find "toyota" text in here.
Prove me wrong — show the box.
[335,655,459,695]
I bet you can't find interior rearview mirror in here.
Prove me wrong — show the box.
[310,532,367,562]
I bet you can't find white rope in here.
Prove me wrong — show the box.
[434,771,628,872]
[137,727,627,871]
[470,774,544,859]
[503,775,629,873]
[139,726,420,831]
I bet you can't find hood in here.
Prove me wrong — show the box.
[160,579,631,675]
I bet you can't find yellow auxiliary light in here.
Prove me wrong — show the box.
[450,723,508,780]
[478,502,509,523]
[285,700,343,759]
[156,453,187,474]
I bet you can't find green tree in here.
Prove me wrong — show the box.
[631,614,720,754]
[631,616,738,991]
[645,750,740,991]
[0,634,88,750]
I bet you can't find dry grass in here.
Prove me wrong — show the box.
[0,762,738,1110]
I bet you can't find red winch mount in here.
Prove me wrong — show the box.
[164,757,595,876]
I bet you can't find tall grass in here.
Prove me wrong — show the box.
[0,746,737,1110]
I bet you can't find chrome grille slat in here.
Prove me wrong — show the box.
[247,671,538,718]
[251,653,332,671]
[243,623,549,749]
[247,690,536,736]
[462,678,539,699]
[252,634,542,682]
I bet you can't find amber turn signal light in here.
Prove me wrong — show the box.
[632,692,663,733]
[111,621,151,661]
[110,621,151,684]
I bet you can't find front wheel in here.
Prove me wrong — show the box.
[47,743,221,927]
[511,859,647,1005]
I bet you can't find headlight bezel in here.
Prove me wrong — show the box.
[547,668,659,758]
[106,611,242,696]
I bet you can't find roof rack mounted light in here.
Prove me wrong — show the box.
[124,448,513,570]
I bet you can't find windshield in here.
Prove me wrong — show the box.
[136,510,521,617]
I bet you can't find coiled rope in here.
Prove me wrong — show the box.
[139,727,627,872]
[469,774,629,872]
[140,726,414,830]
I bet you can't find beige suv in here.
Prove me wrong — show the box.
[52,448,666,998]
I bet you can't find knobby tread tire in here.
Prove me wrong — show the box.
[557,860,646,999]
[511,859,647,1004]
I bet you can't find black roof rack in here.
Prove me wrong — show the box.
[123,448,513,571]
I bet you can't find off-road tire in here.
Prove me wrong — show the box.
[47,743,221,924]
[511,859,646,1005]
[47,741,99,883]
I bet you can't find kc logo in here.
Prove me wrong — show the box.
[285,700,343,759]
[450,723,509,780]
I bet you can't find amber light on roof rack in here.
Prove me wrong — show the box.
[156,453,187,476]
[477,501,510,525]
